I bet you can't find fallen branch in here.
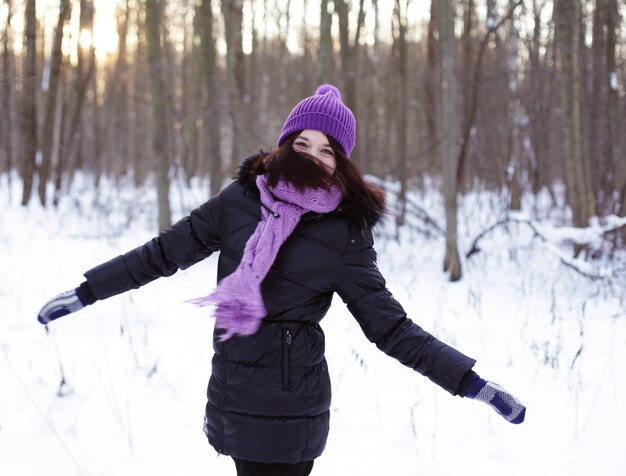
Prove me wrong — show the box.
[466,214,626,280]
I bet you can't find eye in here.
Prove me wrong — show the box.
[322,148,334,156]
[294,141,308,148]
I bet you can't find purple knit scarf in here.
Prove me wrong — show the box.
[189,174,342,341]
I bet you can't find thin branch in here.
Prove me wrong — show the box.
[456,0,525,185]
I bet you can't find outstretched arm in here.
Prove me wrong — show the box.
[332,231,525,423]
[37,192,223,324]
[332,234,475,395]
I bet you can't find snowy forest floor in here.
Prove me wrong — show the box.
[1,173,626,476]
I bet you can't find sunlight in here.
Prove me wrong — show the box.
[37,0,121,63]
[79,28,93,49]
[92,16,119,62]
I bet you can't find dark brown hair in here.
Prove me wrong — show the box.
[253,132,386,229]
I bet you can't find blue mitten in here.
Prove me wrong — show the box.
[465,375,526,424]
[37,288,88,324]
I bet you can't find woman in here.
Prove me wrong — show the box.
[38,85,525,476]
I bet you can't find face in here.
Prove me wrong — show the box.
[292,129,337,171]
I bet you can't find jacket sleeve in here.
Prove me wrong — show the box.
[332,234,476,395]
[84,192,222,300]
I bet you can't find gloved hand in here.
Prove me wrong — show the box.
[465,374,526,424]
[37,288,88,325]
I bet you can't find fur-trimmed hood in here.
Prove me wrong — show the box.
[234,153,385,231]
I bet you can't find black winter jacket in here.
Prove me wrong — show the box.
[82,155,476,464]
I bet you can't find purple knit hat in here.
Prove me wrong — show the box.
[277,84,356,156]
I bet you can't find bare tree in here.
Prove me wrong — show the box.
[455,0,524,190]
[179,0,195,178]
[198,0,222,195]
[20,0,38,206]
[160,2,182,182]
[608,0,625,216]
[334,0,366,126]
[319,0,333,84]
[276,0,292,128]
[54,0,95,203]
[5,0,625,241]
[423,0,439,167]
[222,0,245,170]
[247,0,260,145]
[1,0,15,202]
[590,0,611,212]
[132,2,151,185]
[363,0,383,173]
[458,0,474,190]
[335,0,350,100]
[507,0,522,210]
[98,0,131,178]
[393,0,409,227]
[524,0,555,197]
[556,0,595,229]
[73,0,96,175]
[146,0,172,230]
[438,0,461,281]
[257,0,271,142]
[38,0,71,206]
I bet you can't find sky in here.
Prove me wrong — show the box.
[1,171,625,475]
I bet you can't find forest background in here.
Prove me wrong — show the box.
[2,2,626,474]
[2,0,626,279]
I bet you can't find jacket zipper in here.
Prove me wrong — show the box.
[282,329,293,390]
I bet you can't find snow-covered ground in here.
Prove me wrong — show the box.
[1,174,625,476]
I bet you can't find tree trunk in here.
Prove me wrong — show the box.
[199,0,222,195]
[258,0,271,143]
[589,0,611,212]
[459,0,474,191]
[72,0,95,174]
[319,0,333,84]
[222,0,245,171]
[182,0,200,179]
[116,2,131,176]
[54,0,95,202]
[394,0,408,227]
[146,0,172,231]
[133,2,150,185]
[1,0,15,202]
[276,0,291,134]
[607,0,624,215]
[334,0,365,120]
[20,0,38,206]
[365,0,382,174]
[507,0,522,210]
[98,0,130,177]
[556,0,595,228]
[333,0,365,161]
[438,0,461,281]
[527,0,552,195]
[160,5,181,182]
[38,0,71,206]
[424,0,439,168]
[335,0,351,104]
[248,0,261,145]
